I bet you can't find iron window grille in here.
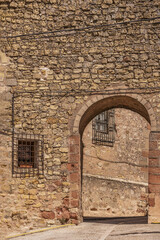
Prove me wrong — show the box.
[12,133,44,178]
[92,109,115,146]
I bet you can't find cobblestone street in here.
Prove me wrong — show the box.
[9,217,160,240]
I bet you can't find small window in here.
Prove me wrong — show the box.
[18,140,37,168]
[92,109,115,146]
[12,133,44,177]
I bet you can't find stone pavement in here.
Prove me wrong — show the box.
[8,217,160,240]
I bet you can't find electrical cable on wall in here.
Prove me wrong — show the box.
[12,87,160,98]
[0,16,159,41]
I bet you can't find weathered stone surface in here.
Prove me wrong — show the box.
[0,0,160,239]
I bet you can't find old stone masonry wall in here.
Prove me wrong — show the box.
[0,0,160,238]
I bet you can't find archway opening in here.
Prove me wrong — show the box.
[82,107,150,220]
[79,96,151,222]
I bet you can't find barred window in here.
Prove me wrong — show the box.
[12,133,44,178]
[92,109,115,146]
[18,140,38,168]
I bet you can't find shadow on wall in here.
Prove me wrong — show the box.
[83,216,148,225]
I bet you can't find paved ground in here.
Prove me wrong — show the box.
[9,217,160,240]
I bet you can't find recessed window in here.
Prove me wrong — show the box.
[92,109,115,146]
[18,140,37,168]
[12,133,44,177]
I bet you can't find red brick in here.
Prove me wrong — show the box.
[149,150,160,158]
[141,167,148,172]
[149,167,160,174]
[69,135,80,145]
[56,207,70,222]
[71,219,79,225]
[67,163,79,171]
[71,191,78,199]
[149,141,158,150]
[149,184,160,193]
[149,174,160,184]
[69,144,79,154]
[150,133,160,141]
[70,212,78,219]
[63,198,69,207]
[71,200,79,207]
[148,197,155,207]
[142,151,149,157]
[70,172,79,182]
[41,211,55,219]
[149,158,159,167]
[69,154,79,163]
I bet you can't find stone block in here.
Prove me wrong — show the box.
[71,200,79,208]
[4,78,17,86]
[41,211,55,219]
[70,173,79,182]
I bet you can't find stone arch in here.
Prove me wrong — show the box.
[68,92,159,224]
[71,93,157,135]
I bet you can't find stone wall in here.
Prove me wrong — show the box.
[0,0,159,238]
[82,108,149,217]
[0,51,18,239]
[83,176,148,217]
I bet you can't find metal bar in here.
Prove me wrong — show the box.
[12,93,15,176]
[42,135,44,175]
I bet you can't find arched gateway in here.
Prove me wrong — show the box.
[68,93,160,224]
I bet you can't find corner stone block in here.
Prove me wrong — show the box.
[69,144,79,154]
[70,172,79,182]
[69,135,80,145]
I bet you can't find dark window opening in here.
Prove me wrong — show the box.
[18,140,38,168]
[12,133,44,178]
[92,109,115,146]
